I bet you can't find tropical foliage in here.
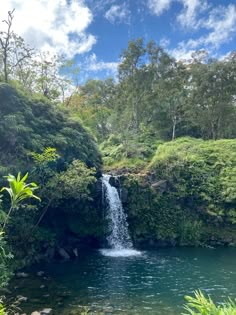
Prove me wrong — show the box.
[183,291,236,315]
[1,172,40,229]
[122,138,236,246]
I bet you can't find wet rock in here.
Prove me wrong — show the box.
[16,272,29,278]
[17,295,28,302]
[40,308,52,315]
[109,176,120,188]
[121,188,128,203]
[58,248,70,260]
[96,178,103,195]
[73,248,78,257]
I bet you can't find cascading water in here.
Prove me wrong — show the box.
[100,174,141,257]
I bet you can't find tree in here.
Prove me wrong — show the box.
[118,38,147,133]
[0,9,33,83]
[1,172,40,229]
[189,56,236,140]
[154,61,189,140]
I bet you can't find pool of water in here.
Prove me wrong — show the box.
[8,247,236,314]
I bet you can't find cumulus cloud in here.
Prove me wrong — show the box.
[0,0,96,58]
[147,0,173,16]
[105,4,131,24]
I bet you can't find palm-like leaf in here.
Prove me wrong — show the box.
[1,172,40,229]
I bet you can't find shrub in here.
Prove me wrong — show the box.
[183,291,236,315]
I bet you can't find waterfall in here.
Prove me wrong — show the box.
[100,174,141,257]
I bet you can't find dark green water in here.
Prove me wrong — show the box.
[9,248,236,314]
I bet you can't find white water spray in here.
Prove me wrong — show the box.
[100,174,141,257]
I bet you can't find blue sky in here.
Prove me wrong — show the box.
[1,0,236,82]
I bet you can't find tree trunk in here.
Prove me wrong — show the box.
[35,199,53,227]
[132,97,139,133]
[2,206,13,230]
[172,116,177,140]
[3,54,8,82]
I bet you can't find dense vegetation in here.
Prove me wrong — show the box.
[72,39,236,148]
[0,9,236,314]
[122,138,236,247]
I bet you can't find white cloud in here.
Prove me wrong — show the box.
[202,4,236,48]
[177,0,208,29]
[169,3,236,61]
[0,0,96,58]
[170,44,196,61]
[105,4,131,24]
[84,53,118,74]
[147,0,207,25]
[160,37,170,48]
[147,0,173,16]
[177,4,236,51]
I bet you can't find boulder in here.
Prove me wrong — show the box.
[17,295,28,302]
[41,308,52,315]
[58,248,70,260]
[16,272,29,278]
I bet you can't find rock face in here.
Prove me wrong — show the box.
[108,176,120,189]
[120,188,128,203]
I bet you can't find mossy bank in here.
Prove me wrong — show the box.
[119,138,236,248]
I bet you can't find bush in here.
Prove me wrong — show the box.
[0,303,6,315]
[183,291,236,315]
[149,137,236,224]
[0,231,12,288]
